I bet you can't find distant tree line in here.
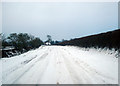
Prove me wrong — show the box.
[58,29,120,50]
[2,33,43,53]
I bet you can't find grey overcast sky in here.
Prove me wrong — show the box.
[2,2,118,41]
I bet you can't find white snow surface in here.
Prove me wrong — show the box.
[1,46,118,84]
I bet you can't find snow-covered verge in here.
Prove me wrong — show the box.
[69,46,119,58]
[63,46,118,83]
[0,45,118,84]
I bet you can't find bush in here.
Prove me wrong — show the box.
[3,33,43,53]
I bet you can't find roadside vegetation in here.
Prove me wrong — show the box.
[58,29,120,50]
[1,29,120,58]
[1,33,43,57]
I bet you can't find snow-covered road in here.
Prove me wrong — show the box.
[1,46,118,84]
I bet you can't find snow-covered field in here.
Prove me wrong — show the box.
[0,46,118,84]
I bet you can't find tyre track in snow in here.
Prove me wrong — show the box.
[2,55,38,79]
[2,46,48,79]
[63,47,116,81]
[60,48,94,84]
[60,47,115,84]
[12,53,49,84]
[3,47,50,84]
[53,47,74,84]
[2,46,118,84]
